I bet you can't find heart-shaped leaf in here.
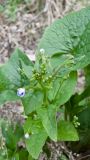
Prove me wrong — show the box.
[38,7,90,69]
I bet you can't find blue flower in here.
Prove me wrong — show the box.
[17,88,25,97]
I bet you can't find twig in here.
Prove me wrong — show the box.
[29,10,44,23]
[77,154,90,160]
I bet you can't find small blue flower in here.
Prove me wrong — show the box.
[17,88,25,97]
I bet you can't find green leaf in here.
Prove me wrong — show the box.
[71,85,90,106]
[12,154,19,160]
[38,7,90,69]
[73,20,90,69]
[24,117,47,159]
[0,49,33,88]
[0,90,19,105]
[28,155,34,160]
[2,125,18,150]
[0,5,4,12]
[37,105,57,141]
[57,120,79,141]
[19,149,29,160]
[0,48,33,106]
[73,107,90,151]
[23,116,47,158]
[14,123,24,139]
[0,157,4,160]
[50,54,75,71]
[78,107,90,130]
[26,131,47,159]
[10,48,33,67]
[57,72,77,106]
[24,116,44,134]
[48,72,77,106]
[21,61,33,78]
[22,90,44,115]
[2,123,24,151]
[68,85,90,115]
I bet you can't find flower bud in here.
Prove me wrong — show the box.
[40,48,45,54]
[24,133,29,139]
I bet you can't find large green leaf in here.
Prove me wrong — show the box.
[24,117,47,159]
[57,120,79,141]
[26,131,47,159]
[37,105,57,141]
[0,48,33,106]
[38,7,90,69]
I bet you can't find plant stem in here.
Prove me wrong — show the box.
[64,106,68,121]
